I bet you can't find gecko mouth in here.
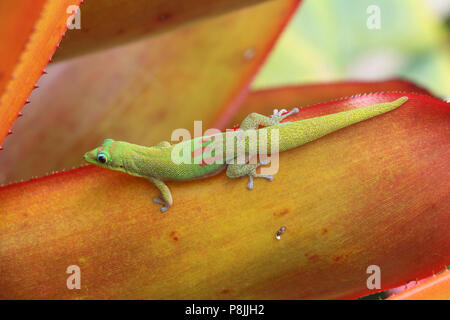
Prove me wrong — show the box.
[83,152,96,164]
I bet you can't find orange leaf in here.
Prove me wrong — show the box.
[0,0,300,184]
[388,270,450,300]
[0,0,81,148]
[1,92,448,299]
[0,0,47,100]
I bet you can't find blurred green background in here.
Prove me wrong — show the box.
[254,0,450,99]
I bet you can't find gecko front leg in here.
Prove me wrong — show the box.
[148,177,173,212]
[239,108,299,130]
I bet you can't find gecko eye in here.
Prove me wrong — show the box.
[97,153,107,164]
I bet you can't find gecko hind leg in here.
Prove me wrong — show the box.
[246,173,273,190]
[226,160,273,190]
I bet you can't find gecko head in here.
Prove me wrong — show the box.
[84,139,126,172]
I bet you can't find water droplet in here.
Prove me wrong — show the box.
[276,226,286,240]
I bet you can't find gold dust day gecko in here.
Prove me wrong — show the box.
[84,96,408,212]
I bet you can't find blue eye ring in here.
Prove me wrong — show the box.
[103,139,112,143]
[97,153,107,164]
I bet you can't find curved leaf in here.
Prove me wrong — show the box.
[1,92,448,299]
[0,0,300,184]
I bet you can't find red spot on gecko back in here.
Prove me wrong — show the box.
[191,136,221,167]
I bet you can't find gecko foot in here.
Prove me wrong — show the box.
[247,175,254,190]
[153,194,169,213]
[246,159,273,190]
[272,108,299,123]
[247,173,274,190]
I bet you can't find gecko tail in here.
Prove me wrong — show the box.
[276,96,408,152]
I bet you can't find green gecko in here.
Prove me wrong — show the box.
[84,96,408,212]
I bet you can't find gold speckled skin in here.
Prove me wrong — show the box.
[84,96,407,210]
